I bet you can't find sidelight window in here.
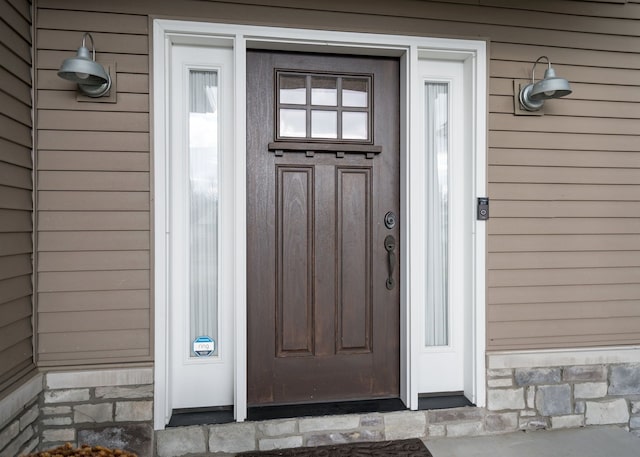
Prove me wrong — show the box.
[276,71,372,142]
[188,70,219,357]
[424,81,450,347]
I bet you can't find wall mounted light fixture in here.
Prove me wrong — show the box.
[518,56,572,112]
[58,32,112,98]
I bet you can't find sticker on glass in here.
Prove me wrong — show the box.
[193,336,215,357]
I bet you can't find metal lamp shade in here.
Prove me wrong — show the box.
[58,46,111,97]
[518,57,572,112]
[528,67,572,101]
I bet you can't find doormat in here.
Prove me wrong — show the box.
[237,438,432,457]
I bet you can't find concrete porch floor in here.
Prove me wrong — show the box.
[425,426,640,457]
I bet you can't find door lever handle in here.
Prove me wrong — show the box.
[384,235,396,290]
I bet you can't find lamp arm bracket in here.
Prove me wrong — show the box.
[81,32,96,61]
[530,55,551,84]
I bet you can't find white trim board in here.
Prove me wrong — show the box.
[488,346,640,370]
[153,19,487,430]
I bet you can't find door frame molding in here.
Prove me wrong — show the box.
[153,19,487,429]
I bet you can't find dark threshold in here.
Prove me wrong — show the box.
[418,392,474,410]
[168,394,472,426]
[247,398,406,421]
[168,406,234,427]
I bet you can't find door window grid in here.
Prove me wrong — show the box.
[276,71,372,143]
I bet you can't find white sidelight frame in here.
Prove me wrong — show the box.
[153,19,487,430]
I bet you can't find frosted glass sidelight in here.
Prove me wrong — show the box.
[425,82,449,347]
[188,70,219,357]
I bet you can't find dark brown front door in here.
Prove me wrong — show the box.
[247,50,400,406]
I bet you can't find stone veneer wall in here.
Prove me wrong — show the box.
[39,368,154,457]
[3,364,638,457]
[486,362,640,436]
[156,362,640,456]
[0,374,42,457]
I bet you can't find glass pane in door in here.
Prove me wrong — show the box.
[425,82,449,347]
[188,70,219,357]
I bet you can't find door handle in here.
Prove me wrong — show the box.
[384,235,396,290]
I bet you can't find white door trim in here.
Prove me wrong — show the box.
[153,19,487,430]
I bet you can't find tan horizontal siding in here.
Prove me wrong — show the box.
[0,209,34,232]
[489,234,640,252]
[486,0,640,352]
[0,161,33,189]
[490,183,640,201]
[489,300,640,322]
[1,1,31,41]
[38,110,149,132]
[38,251,150,272]
[490,132,639,151]
[0,0,33,392]
[489,149,640,168]
[0,233,32,257]
[0,297,31,328]
[0,186,32,210]
[491,201,640,218]
[38,131,149,151]
[0,255,32,281]
[37,29,148,54]
[38,191,150,211]
[35,6,151,366]
[0,113,32,147]
[489,251,640,270]
[0,341,34,388]
[38,151,149,171]
[38,309,149,333]
[0,138,32,168]
[480,0,640,19]
[38,290,149,312]
[38,171,149,191]
[490,218,640,235]
[38,269,149,292]
[0,317,32,353]
[38,211,149,231]
[0,91,32,126]
[489,284,640,305]
[0,275,32,303]
[490,114,640,136]
[489,267,640,287]
[0,67,31,105]
[38,348,150,365]
[33,0,640,366]
[38,231,149,251]
[38,329,149,353]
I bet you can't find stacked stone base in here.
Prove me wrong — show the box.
[156,362,640,456]
[0,374,42,457]
[487,362,640,436]
[2,362,639,457]
[38,368,154,457]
